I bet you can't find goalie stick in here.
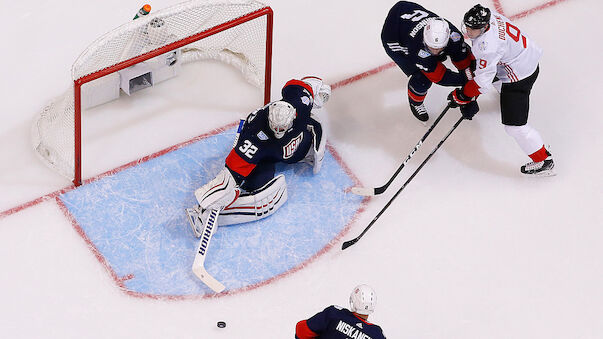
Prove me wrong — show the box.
[189,120,243,293]
[342,115,464,250]
[351,103,451,196]
[191,209,226,293]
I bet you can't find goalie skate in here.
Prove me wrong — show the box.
[185,206,204,237]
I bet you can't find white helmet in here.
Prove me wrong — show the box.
[349,284,376,315]
[268,101,296,139]
[423,18,450,50]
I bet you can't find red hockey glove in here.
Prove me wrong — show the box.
[447,88,472,108]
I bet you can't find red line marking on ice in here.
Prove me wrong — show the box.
[493,0,570,20]
[509,0,570,20]
[56,198,128,291]
[331,62,396,90]
[492,0,506,15]
[0,122,238,219]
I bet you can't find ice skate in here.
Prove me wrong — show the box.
[185,206,204,237]
[521,152,555,177]
[410,102,429,124]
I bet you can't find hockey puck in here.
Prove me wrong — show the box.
[217,321,226,328]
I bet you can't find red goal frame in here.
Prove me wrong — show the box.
[72,7,273,186]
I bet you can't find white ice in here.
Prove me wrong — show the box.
[1,0,602,338]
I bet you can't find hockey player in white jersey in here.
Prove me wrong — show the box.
[448,4,555,176]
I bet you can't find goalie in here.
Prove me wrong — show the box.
[185,76,331,237]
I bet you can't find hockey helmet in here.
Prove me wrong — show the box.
[268,101,296,139]
[349,284,376,315]
[423,18,450,50]
[464,4,491,29]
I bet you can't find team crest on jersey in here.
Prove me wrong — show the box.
[418,49,431,58]
[283,132,303,159]
[257,130,269,141]
[301,95,311,106]
[450,31,461,42]
[478,40,488,51]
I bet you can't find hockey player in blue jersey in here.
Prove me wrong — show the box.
[381,1,475,122]
[295,285,387,339]
[185,76,331,236]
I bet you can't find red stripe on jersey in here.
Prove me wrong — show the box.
[407,89,426,102]
[225,149,256,177]
[529,145,548,162]
[505,64,519,82]
[453,52,474,71]
[295,320,319,339]
[422,62,447,83]
[284,79,314,98]
[463,80,481,97]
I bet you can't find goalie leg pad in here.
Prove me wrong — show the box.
[194,168,239,211]
[219,174,288,226]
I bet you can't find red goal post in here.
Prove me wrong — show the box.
[32,0,273,186]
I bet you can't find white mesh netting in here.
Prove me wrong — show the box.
[32,0,270,181]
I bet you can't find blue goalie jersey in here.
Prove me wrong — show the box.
[225,79,323,189]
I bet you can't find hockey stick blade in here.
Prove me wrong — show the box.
[192,265,225,293]
[341,238,358,250]
[350,186,375,196]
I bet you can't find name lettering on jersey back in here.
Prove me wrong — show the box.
[283,132,303,159]
[335,320,372,339]
[495,15,506,40]
[409,17,432,38]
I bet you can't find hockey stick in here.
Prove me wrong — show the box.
[191,209,226,293]
[351,103,452,196]
[342,115,464,250]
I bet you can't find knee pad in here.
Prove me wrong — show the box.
[194,168,239,211]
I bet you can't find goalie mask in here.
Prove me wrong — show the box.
[268,101,296,139]
[349,284,376,315]
[423,18,450,53]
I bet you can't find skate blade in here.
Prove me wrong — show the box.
[522,169,556,177]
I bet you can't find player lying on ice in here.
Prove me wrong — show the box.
[185,76,331,236]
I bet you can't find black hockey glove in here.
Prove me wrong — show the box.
[447,88,472,108]
[459,100,479,120]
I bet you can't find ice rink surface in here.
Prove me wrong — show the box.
[1,0,602,338]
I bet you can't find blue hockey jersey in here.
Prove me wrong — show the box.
[381,1,473,85]
[296,306,386,339]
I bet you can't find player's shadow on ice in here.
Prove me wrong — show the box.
[328,67,518,178]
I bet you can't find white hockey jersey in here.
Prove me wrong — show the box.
[467,11,542,96]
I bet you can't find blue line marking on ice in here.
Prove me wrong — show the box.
[59,128,363,296]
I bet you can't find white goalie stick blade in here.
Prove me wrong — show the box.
[191,209,225,293]
[192,265,225,293]
[350,186,375,196]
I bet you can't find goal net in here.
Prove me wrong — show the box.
[32,0,273,185]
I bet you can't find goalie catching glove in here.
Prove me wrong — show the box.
[301,76,331,109]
